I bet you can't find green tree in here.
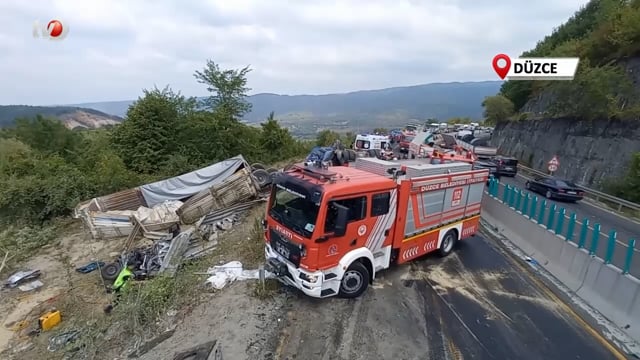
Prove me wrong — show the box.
[0,138,37,177]
[481,95,515,125]
[7,116,84,161]
[194,60,252,119]
[259,112,298,163]
[111,87,191,173]
[316,129,341,147]
[547,62,634,120]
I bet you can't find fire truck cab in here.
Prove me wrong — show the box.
[264,157,489,298]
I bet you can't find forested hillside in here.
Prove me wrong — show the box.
[500,0,640,120]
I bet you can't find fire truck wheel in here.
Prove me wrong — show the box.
[339,261,370,298]
[438,230,458,257]
[251,163,265,170]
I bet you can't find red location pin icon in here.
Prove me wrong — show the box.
[492,54,511,79]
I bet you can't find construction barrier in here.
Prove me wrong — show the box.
[483,178,640,343]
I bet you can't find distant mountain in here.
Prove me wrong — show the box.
[0,105,123,129]
[74,81,502,126]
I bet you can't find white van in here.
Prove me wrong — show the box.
[353,134,390,151]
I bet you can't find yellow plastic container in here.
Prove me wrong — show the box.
[39,310,61,331]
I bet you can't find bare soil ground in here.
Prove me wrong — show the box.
[0,221,123,357]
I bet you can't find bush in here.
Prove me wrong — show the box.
[0,226,57,263]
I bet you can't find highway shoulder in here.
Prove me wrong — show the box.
[478,223,633,359]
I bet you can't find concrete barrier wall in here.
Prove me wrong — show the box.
[481,193,640,343]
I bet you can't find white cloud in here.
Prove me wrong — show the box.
[0,0,589,105]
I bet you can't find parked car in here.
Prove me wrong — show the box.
[525,177,585,201]
[473,160,499,179]
[491,156,518,177]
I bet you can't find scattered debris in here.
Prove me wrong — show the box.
[5,269,41,288]
[75,261,105,274]
[205,261,274,290]
[70,156,272,283]
[39,310,61,331]
[47,330,80,352]
[18,280,43,292]
[158,229,193,276]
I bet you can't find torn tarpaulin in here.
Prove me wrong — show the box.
[205,261,274,290]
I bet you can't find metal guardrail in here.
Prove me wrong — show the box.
[486,177,638,276]
[516,164,640,215]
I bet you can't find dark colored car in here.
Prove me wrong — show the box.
[525,177,585,201]
[471,160,501,186]
[491,156,518,177]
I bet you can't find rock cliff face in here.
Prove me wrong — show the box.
[491,118,640,188]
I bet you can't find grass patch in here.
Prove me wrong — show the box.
[213,207,267,268]
[250,279,281,300]
[0,225,57,269]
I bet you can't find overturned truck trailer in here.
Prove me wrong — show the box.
[74,155,263,239]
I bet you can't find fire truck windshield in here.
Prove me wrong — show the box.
[269,186,320,238]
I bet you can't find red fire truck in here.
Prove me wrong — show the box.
[263,157,489,298]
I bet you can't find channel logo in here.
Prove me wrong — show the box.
[33,19,69,40]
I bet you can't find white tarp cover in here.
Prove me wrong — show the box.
[140,155,247,207]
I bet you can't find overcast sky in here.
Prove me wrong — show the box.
[0,0,588,105]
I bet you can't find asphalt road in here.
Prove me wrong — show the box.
[497,175,640,278]
[273,232,624,360]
